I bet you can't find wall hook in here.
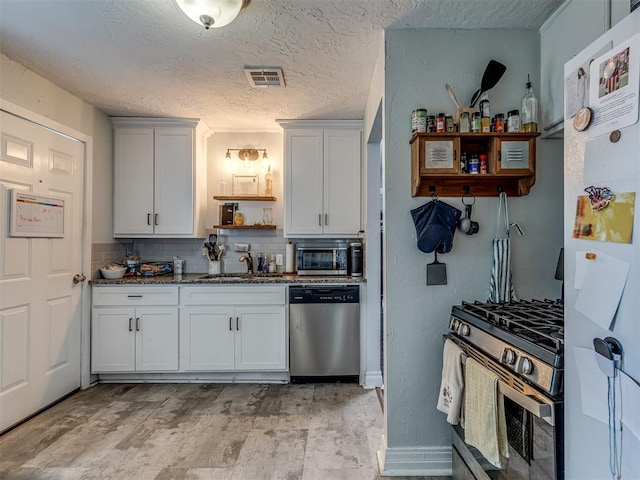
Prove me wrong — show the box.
[430,186,438,201]
[497,185,504,194]
[462,185,470,194]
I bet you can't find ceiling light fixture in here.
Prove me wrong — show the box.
[225,148,268,169]
[175,0,250,29]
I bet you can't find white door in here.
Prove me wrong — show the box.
[179,306,235,371]
[235,306,286,371]
[154,128,194,235]
[113,128,154,236]
[135,306,179,371]
[323,129,361,235]
[0,110,84,432]
[285,130,324,236]
[91,307,136,373]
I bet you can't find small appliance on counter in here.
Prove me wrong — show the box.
[348,242,363,277]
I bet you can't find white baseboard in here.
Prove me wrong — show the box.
[363,370,383,389]
[377,434,452,477]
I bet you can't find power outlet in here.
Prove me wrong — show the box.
[234,243,250,252]
[275,253,284,266]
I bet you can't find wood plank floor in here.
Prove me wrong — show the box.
[0,383,450,480]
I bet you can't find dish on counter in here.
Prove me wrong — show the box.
[100,264,127,279]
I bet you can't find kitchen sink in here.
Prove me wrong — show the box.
[197,273,284,280]
[198,274,250,280]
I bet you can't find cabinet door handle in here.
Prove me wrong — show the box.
[318,214,321,226]
[135,317,140,331]
[325,213,328,226]
[129,318,133,332]
[127,295,143,298]
[236,317,239,331]
[154,213,159,226]
[229,317,233,331]
[147,213,151,225]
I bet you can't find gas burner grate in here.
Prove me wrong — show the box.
[458,299,564,350]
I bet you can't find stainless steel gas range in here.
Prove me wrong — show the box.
[448,299,564,480]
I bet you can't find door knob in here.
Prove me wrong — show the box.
[73,274,87,284]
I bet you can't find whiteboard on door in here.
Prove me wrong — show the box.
[10,190,65,237]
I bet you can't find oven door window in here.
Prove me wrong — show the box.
[299,251,334,270]
[453,397,558,480]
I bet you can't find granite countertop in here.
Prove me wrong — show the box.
[91,273,366,285]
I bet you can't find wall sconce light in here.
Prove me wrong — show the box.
[225,148,268,169]
[175,0,251,29]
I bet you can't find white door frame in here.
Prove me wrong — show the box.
[1,98,94,389]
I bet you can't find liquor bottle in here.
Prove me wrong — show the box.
[264,166,273,196]
[521,74,539,133]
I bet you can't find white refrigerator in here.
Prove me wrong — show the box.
[563,8,640,480]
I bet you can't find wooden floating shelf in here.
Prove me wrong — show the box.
[213,195,277,201]
[212,225,277,230]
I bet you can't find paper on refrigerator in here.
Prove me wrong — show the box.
[573,346,640,442]
[574,249,630,330]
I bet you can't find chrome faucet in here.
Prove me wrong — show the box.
[239,252,254,274]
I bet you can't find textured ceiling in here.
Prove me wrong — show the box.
[0,0,561,131]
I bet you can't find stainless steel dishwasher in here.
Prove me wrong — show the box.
[289,285,360,382]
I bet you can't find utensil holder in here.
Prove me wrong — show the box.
[208,261,221,275]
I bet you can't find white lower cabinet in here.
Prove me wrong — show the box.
[179,286,287,372]
[91,286,179,373]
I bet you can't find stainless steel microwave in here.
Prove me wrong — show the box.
[296,246,348,276]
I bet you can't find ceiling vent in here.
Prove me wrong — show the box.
[244,67,285,88]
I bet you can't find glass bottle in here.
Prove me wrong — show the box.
[521,74,539,133]
[264,166,273,196]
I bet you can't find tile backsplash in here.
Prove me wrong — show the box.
[92,232,360,277]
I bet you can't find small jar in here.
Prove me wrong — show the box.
[460,152,468,173]
[412,108,427,133]
[507,110,521,132]
[459,112,470,133]
[494,113,505,133]
[479,154,488,174]
[436,113,446,133]
[468,154,479,174]
[481,116,491,133]
[445,114,455,132]
[426,115,436,132]
[479,99,490,118]
[471,112,482,133]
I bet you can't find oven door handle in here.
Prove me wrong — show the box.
[498,382,555,426]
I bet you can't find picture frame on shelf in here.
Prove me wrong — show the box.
[232,174,259,196]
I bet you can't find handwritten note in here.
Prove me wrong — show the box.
[10,191,65,237]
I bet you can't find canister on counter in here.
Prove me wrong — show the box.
[411,108,428,133]
[459,112,470,133]
[494,113,505,133]
[445,114,455,132]
[471,112,482,133]
[436,113,446,133]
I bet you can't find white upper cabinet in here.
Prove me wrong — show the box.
[112,117,206,238]
[279,120,362,238]
[540,0,610,137]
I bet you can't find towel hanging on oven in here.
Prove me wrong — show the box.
[488,192,518,303]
